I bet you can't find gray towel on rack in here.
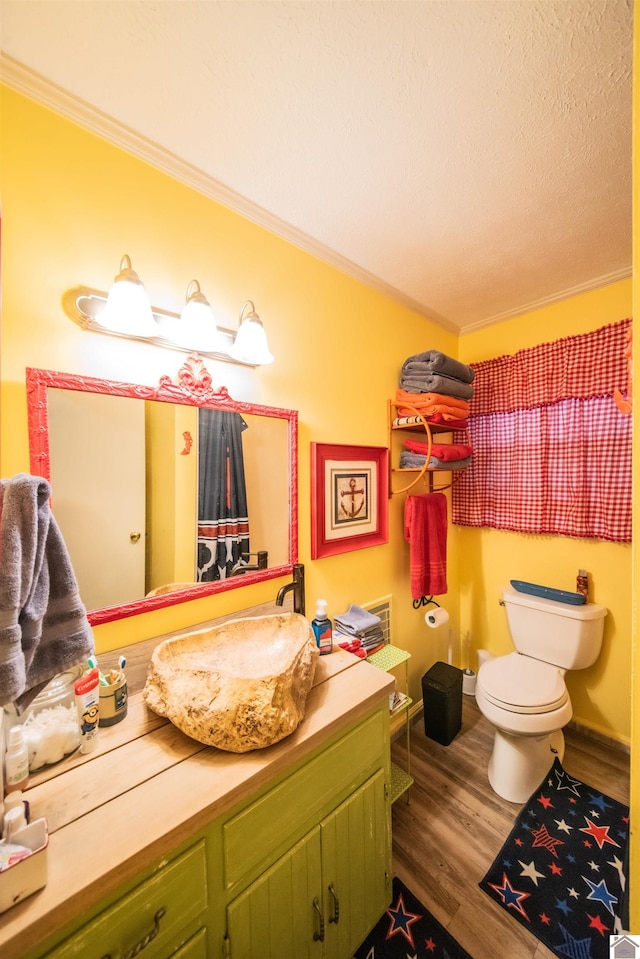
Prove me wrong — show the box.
[429,456,471,470]
[400,452,471,470]
[400,452,428,469]
[401,351,475,384]
[399,373,475,399]
[0,473,94,709]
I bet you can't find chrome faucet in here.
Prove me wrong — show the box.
[275,563,305,616]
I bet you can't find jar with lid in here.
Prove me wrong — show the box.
[22,664,84,770]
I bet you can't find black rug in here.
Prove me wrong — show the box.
[480,757,630,959]
[353,876,473,959]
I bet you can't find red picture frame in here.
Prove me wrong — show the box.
[310,443,389,559]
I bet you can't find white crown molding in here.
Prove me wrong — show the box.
[1,54,459,334]
[3,54,627,339]
[459,267,633,335]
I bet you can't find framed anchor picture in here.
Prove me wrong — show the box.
[310,443,389,559]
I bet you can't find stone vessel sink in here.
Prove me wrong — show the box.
[143,612,319,753]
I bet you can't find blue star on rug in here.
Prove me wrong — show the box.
[480,758,630,959]
[353,877,473,959]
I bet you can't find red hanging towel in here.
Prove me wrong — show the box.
[404,493,448,599]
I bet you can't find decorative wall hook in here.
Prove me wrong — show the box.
[180,431,193,455]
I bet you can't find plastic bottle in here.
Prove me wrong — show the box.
[4,726,29,795]
[576,569,589,600]
[312,600,333,656]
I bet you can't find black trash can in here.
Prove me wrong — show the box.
[422,662,463,745]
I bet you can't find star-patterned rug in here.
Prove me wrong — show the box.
[480,757,630,959]
[352,876,473,959]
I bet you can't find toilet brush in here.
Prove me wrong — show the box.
[461,630,477,695]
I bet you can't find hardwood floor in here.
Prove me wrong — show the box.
[390,696,630,959]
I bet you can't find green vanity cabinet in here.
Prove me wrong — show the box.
[224,769,389,958]
[5,656,393,959]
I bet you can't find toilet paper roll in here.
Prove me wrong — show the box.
[424,607,450,628]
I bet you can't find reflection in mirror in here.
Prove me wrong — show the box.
[26,357,298,626]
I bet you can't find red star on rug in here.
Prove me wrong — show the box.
[537,794,554,809]
[579,818,621,850]
[549,862,562,876]
[587,913,610,936]
[425,936,436,952]
[540,913,551,925]
[385,892,422,947]
[531,823,565,858]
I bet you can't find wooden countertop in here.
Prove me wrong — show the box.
[0,608,394,959]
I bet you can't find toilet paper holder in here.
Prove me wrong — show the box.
[412,594,441,610]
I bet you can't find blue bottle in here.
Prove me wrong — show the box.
[312,599,333,656]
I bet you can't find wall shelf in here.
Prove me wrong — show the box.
[388,399,470,497]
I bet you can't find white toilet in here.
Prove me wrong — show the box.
[475,585,607,803]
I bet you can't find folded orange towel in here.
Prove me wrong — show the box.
[396,389,470,414]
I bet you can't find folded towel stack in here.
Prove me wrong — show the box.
[394,389,470,428]
[334,604,386,657]
[399,351,475,401]
[401,438,473,471]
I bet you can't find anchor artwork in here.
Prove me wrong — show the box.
[336,473,369,523]
[310,443,389,559]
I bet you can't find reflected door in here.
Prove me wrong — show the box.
[48,390,146,609]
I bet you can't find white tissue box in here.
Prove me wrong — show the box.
[0,817,48,913]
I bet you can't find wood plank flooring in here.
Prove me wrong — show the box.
[390,696,630,959]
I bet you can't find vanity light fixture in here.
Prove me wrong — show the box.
[229,300,275,366]
[62,257,275,367]
[93,254,158,338]
[169,279,222,353]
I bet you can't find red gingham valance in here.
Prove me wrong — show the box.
[469,318,631,415]
[452,319,632,543]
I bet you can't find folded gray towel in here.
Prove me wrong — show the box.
[399,372,475,399]
[334,603,381,635]
[401,351,475,384]
[0,474,95,709]
[399,452,471,470]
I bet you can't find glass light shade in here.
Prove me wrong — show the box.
[230,302,274,365]
[172,280,221,352]
[95,255,157,337]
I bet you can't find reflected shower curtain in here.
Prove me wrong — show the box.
[197,409,250,581]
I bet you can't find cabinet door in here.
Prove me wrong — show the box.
[226,828,323,959]
[321,769,390,959]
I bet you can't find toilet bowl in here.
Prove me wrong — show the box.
[475,586,606,804]
[475,653,572,802]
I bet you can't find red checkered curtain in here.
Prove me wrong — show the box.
[452,319,632,543]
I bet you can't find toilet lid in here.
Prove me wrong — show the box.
[479,653,568,713]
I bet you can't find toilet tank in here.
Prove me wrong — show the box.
[502,585,607,669]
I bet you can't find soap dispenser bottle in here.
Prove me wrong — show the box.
[312,600,333,656]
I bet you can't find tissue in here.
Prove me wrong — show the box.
[424,607,450,628]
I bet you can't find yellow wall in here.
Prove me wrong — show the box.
[458,282,633,745]
[0,85,459,705]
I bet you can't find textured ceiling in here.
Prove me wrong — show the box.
[0,0,633,333]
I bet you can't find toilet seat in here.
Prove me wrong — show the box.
[478,653,568,714]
